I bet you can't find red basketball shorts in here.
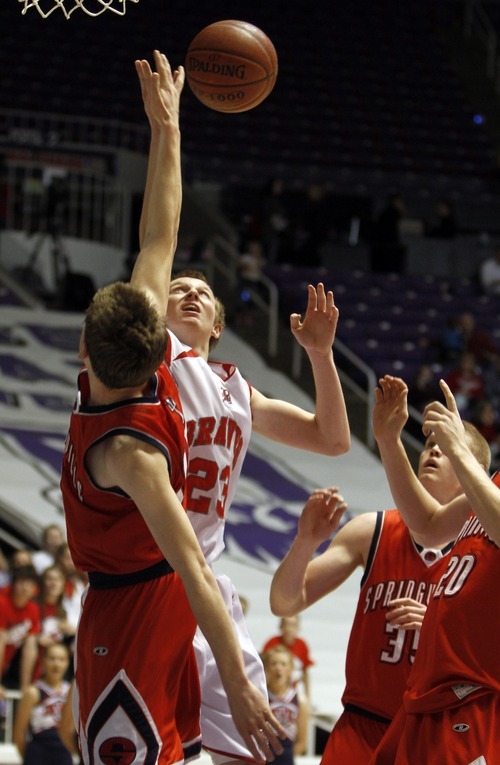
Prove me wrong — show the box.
[74,573,201,765]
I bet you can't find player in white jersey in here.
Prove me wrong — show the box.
[166,328,252,563]
[160,269,350,765]
[136,100,349,762]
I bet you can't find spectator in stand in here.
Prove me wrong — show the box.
[406,364,442,440]
[297,183,331,266]
[262,616,314,701]
[32,524,65,576]
[444,351,485,416]
[0,565,40,695]
[407,364,442,414]
[483,354,500,409]
[263,645,309,764]
[479,245,500,296]
[34,565,75,680]
[53,543,87,636]
[419,315,464,366]
[370,191,407,273]
[471,398,500,472]
[13,642,73,765]
[8,549,35,574]
[438,315,465,364]
[426,198,458,239]
[260,176,290,264]
[457,311,500,367]
[235,237,266,326]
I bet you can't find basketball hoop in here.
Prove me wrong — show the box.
[18,0,140,19]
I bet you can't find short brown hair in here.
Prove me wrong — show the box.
[12,565,39,585]
[171,269,226,349]
[84,282,167,389]
[463,420,491,472]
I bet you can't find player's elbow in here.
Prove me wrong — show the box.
[270,593,299,618]
[324,432,351,457]
[336,433,351,455]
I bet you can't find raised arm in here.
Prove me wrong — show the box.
[423,380,500,546]
[251,283,350,456]
[372,375,469,547]
[93,437,285,761]
[270,487,373,617]
[131,51,184,314]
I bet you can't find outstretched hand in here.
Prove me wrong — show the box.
[135,50,184,129]
[372,375,408,444]
[290,283,339,356]
[422,379,466,456]
[297,487,348,547]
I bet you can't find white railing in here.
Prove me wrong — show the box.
[0,690,22,745]
[1,165,125,250]
[0,108,148,154]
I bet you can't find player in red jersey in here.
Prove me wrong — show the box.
[60,51,283,765]
[368,376,500,765]
[270,411,490,763]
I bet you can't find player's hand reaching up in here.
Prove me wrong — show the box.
[372,375,409,446]
[290,283,339,356]
[135,50,184,130]
[297,487,348,548]
[422,379,466,457]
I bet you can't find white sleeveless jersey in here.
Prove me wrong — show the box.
[166,330,253,563]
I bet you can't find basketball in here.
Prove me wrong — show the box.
[185,20,278,113]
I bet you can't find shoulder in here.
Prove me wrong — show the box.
[23,684,41,706]
[91,432,163,489]
[333,511,378,545]
[105,433,162,469]
[326,511,379,567]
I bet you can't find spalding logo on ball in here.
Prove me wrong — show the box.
[185,20,278,113]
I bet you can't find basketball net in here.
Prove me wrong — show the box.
[18,0,140,18]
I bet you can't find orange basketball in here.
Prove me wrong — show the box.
[185,20,278,113]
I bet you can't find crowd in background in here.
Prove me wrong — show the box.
[0,524,84,761]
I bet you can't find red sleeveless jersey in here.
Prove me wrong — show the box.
[60,363,186,575]
[343,510,451,720]
[404,473,500,714]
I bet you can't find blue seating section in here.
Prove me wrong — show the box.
[265,264,500,383]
